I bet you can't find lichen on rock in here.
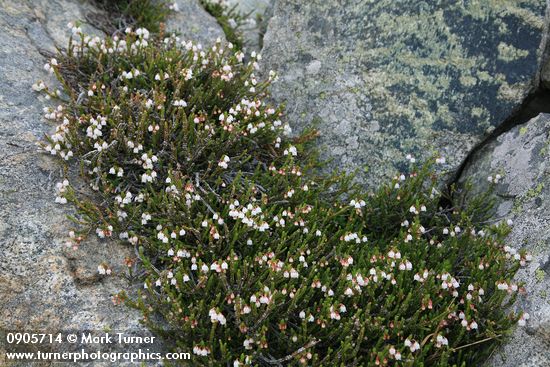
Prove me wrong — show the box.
[261,0,549,188]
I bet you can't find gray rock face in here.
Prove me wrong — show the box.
[459,114,550,367]
[166,0,225,45]
[261,0,549,188]
[0,0,222,365]
[0,0,147,339]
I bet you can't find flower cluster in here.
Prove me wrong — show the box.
[36,25,528,366]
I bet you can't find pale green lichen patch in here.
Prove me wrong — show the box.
[471,106,488,119]
[520,126,529,135]
[464,0,545,27]
[498,81,530,101]
[513,181,545,213]
[536,269,546,282]
[498,42,530,62]
[460,74,478,87]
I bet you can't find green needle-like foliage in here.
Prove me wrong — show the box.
[35,24,527,366]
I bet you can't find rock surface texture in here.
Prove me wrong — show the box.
[0,0,222,365]
[0,0,144,349]
[166,0,225,45]
[262,0,550,188]
[460,114,550,367]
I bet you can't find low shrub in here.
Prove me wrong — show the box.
[89,0,172,33]
[36,23,529,366]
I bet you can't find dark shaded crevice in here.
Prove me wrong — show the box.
[448,85,550,193]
